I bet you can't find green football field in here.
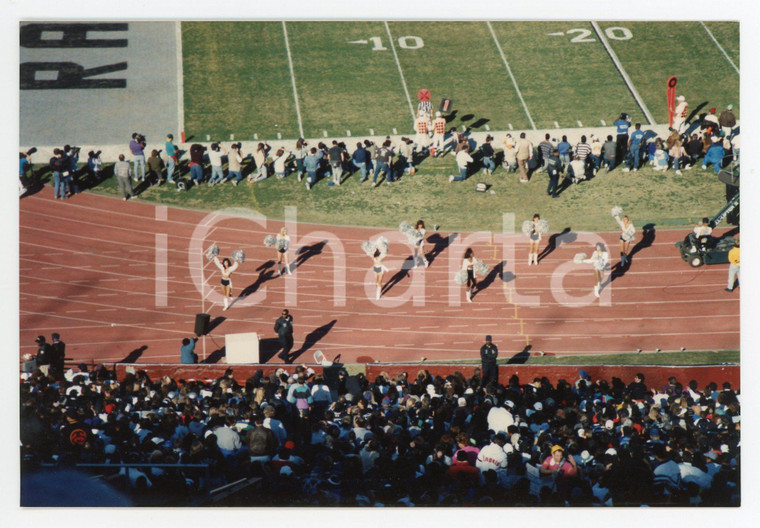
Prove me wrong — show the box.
[181,20,739,140]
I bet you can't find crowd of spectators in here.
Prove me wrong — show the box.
[20,362,740,506]
[18,106,739,200]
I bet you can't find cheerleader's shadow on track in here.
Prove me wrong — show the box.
[381,266,410,296]
[608,223,656,284]
[119,345,147,363]
[472,261,505,298]
[288,320,338,363]
[238,261,277,298]
[538,228,574,262]
[292,240,327,271]
[426,232,458,266]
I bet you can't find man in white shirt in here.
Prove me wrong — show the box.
[476,433,509,473]
[487,403,514,435]
[450,144,473,182]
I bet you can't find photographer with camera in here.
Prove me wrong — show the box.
[227,142,245,186]
[19,147,36,196]
[208,142,228,186]
[129,132,147,182]
[87,150,102,184]
[165,134,178,183]
[189,143,206,185]
[147,149,165,186]
[49,148,68,200]
[63,145,81,195]
[294,138,307,182]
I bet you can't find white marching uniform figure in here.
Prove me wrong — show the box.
[275,227,292,275]
[673,95,688,134]
[413,220,429,269]
[583,244,609,298]
[213,256,240,310]
[614,214,636,267]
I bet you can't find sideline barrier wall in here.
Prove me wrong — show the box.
[100,363,740,390]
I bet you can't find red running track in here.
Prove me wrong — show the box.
[19,189,740,365]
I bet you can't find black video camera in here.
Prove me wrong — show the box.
[26,147,37,156]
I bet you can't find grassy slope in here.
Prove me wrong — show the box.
[81,156,728,233]
[600,22,740,123]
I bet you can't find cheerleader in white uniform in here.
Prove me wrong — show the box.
[276,227,292,275]
[372,250,389,300]
[615,214,636,267]
[213,256,240,310]
[583,243,609,298]
[463,247,477,303]
[528,213,541,266]
[413,220,429,269]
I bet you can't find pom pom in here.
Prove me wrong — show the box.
[205,244,219,261]
[375,236,389,256]
[573,253,587,264]
[231,249,245,264]
[263,235,276,247]
[454,269,468,285]
[521,220,533,235]
[474,259,490,277]
[399,221,422,244]
[361,241,376,257]
[277,238,289,252]
[537,219,550,235]
[611,206,623,217]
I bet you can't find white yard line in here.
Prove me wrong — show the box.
[486,21,536,130]
[700,22,739,75]
[590,21,656,125]
[282,21,305,138]
[175,22,185,138]
[384,22,416,122]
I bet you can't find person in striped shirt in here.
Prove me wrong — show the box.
[574,135,591,174]
[537,133,553,173]
[431,112,447,157]
[417,99,433,121]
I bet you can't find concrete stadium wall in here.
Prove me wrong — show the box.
[107,362,739,390]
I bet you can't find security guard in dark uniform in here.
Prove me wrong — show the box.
[480,335,498,388]
[274,309,294,362]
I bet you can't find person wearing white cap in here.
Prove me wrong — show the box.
[431,111,447,157]
[672,95,688,134]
